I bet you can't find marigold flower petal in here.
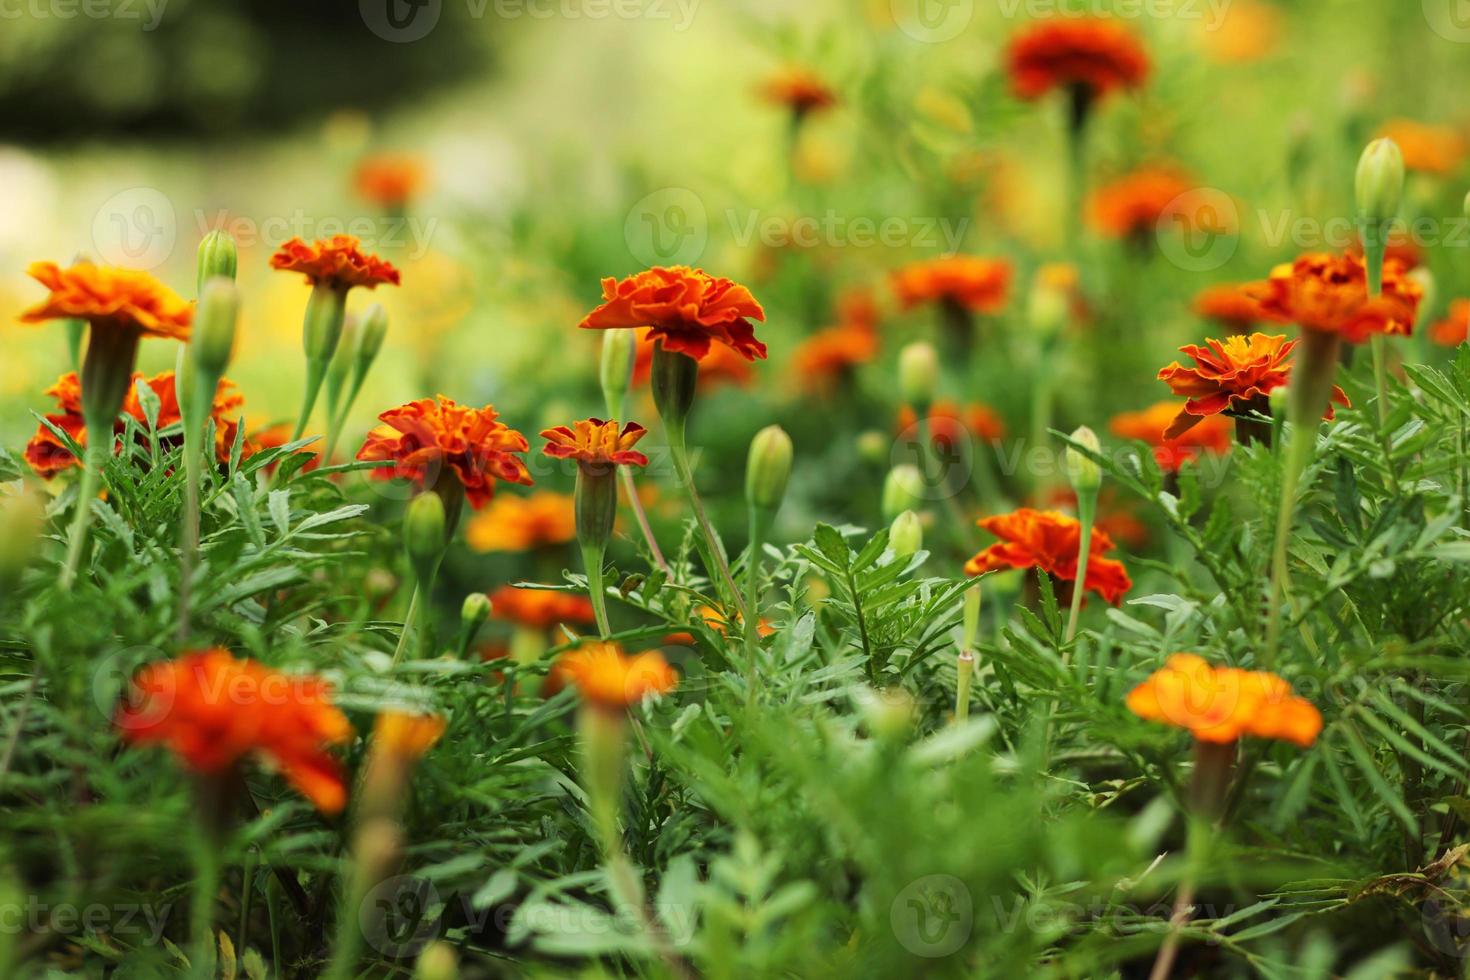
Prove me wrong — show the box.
[1110,401,1232,473]
[1244,252,1422,343]
[464,492,577,552]
[1006,19,1149,102]
[891,257,1012,314]
[540,419,649,471]
[579,266,767,363]
[488,585,596,629]
[269,235,401,290]
[964,508,1131,604]
[1127,653,1322,748]
[23,261,193,340]
[551,641,678,711]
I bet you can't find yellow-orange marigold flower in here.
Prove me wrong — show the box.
[1193,284,1276,333]
[793,324,878,390]
[1200,0,1279,64]
[1157,333,1349,437]
[357,396,532,510]
[897,400,1006,446]
[373,711,446,763]
[23,261,192,341]
[25,371,247,480]
[489,585,596,629]
[579,266,767,362]
[1006,19,1149,102]
[541,419,649,473]
[1088,169,1214,240]
[1110,401,1232,473]
[355,153,428,209]
[270,234,401,291]
[759,67,838,115]
[1376,119,1466,175]
[115,649,353,814]
[1431,299,1470,346]
[890,257,1012,313]
[964,508,1131,605]
[552,641,678,711]
[1127,653,1322,747]
[1246,252,1422,343]
[465,492,576,552]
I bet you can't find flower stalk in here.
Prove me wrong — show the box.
[1064,426,1102,645]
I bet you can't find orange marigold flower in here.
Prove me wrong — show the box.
[357,396,532,510]
[489,585,596,629]
[1088,168,1213,240]
[1199,0,1279,64]
[1376,119,1466,176]
[793,324,878,389]
[630,327,754,389]
[25,371,247,480]
[1245,252,1422,343]
[1109,401,1232,473]
[23,261,192,341]
[964,508,1132,604]
[541,419,649,473]
[1431,299,1470,346]
[1126,653,1322,747]
[1006,19,1149,102]
[270,234,401,291]
[465,491,577,552]
[759,67,838,116]
[1193,284,1277,333]
[835,286,880,331]
[1157,333,1349,438]
[355,153,428,209]
[551,641,678,711]
[372,711,446,763]
[891,256,1012,314]
[115,649,352,813]
[897,400,1006,447]
[579,266,767,362]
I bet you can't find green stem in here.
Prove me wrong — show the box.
[59,448,104,590]
[668,431,748,625]
[291,357,329,443]
[954,651,974,723]
[189,834,220,979]
[391,585,420,666]
[620,467,671,576]
[1064,491,1097,646]
[745,509,766,709]
[583,542,612,638]
[1264,419,1312,669]
[177,431,204,642]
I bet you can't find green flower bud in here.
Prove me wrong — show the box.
[857,686,916,741]
[898,342,938,412]
[881,464,924,522]
[1409,267,1437,334]
[746,425,793,515]
[1065,425,1102,494]
[889,509,923,559]
[599,329,636,418]
[355,303,390,378]
[325,315,359,425]
[0,489,46,590]
[1268,384,1288,421]
[1355,138,1404,225]
[196,230,238,292]
[461,592,491,632]
[404,492,447,585]
[414,942,460,980]
[190,278,238,381]
[650,344,699,444]
[855,430,888,465]
[1027,276,1069,339]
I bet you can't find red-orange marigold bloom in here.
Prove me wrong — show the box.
[1246,252,1422,343]
[115,649,353,813]
[541,419,649,472]
[579,266,767,362]
[793,325,878,389]
[1157,333,1349,438]
[897,400,1006,446]
[270,234,401,291]
[630,327,754,389]
[355,153,428,209]
[489,585,596,629]
[1193,284,1277,332]
[372,711,446,763]
[1006,19,1149,102]
[1376,119,1466,176]
[23,261,192,340]
[465,492,577,552]
[759,67,838,115]
[890,257,1012,314]
[552,641,678,711]
[1126,653,1322,747]
[1088,169,1209,240]
[964,508,1132,604]
[25,371,246,480]
[1431,299,1470,346]
[1109,401,1233,473]
[357,396,532,510]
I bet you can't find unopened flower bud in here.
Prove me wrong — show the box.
[355,303,390,378]
[196,229,237,292]
[1268,385,1288,421]
[461,592,491,633]
[1355,138,1404,225]
[881,464,924,522]
[191,278,238,380]
[600,329,636,418]
[1065,425,1102,493]
[898,342,938,412]
[855,430,888,464]
[1409,267,1437,333]
[889,510,923,558]
[414,942,460,980]
[404,492,447,585]
[1027,275,1070,340]
[746,425,793,515]
[858,686,916,741]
